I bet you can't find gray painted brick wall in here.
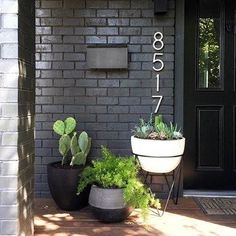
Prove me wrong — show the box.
[35,0,175,197]
[0,0,35,235]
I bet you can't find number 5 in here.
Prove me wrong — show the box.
[153,53,164,72]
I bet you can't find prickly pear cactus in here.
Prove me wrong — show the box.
[59,134,71,165]
[70,131,91,166]
[52,117,91,166]
[53,120,65,136]
[71,132,80,156]
[64,117,76,135]
[79,131,89,153]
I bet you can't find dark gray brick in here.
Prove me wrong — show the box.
[41,18,62,26]
[108,18,129,26]
[109,1,130,8]
[119,9,141,17]
[98,80,119,87]
[120,27,141,35]
[130,88,151,96]
[108,36,129,44]
[85,18,106,26]
[75,96,96,105]
[86,36,107,44]
[97,27,118,35]
[63,36,84,43]
[86,106,107,113]
[86,88,107,96]
[97,10,118,17]
[76,79,97,87]
[42,88,63,96]
[53,27,73,35]
[42,105,63,113]
[119,97,141,105]
[97,97,118,105]
[41,0,62,8]
[64,0,85,8]
[86,0,108,8]
[131,0,154,9]
[63,70,84,78]
[130,105,152,113]
[130,36,152,44]
[53,79,75,87]
[52,44,73,52]
[64,105,85,113]
[64,53,85,61]
[52,62,74,69]
[41,53,63,61]
[64,88,85,96]
[108,105,129,113]
[52,9,73,17]
[108,88,129,97]
[75,27,96,35]
[63,18,85,26]
[97,114,119,122]
[130,18,152,26]
[74,9,96,17]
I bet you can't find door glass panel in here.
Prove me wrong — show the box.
[198,0,221,89]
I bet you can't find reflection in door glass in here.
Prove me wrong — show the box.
[198,0,221,89]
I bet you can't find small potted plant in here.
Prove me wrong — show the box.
[131,114,185,173]
[77,147,160,222]
[47,117,91,211]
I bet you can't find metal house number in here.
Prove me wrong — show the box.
[152,32,164,113]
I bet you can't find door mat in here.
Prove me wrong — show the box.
[195,197,236,216]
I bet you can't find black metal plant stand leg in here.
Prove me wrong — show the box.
[142,161,182,217]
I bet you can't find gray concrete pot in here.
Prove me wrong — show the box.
[89,185,132,222]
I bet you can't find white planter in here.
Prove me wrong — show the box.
[131,136,185,173]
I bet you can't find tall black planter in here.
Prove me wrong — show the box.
[47,162,90,211]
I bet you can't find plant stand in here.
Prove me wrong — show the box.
[135,155,182,217]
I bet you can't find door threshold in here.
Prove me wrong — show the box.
[183,190,236,198]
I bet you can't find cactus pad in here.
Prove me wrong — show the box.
[59,135,71,157]
[79,131,89,153]
[53,120,65,136]
[71,152,86,166]
[71,132,80,156]
[64,117,76,135]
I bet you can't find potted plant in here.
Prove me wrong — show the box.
[131,115,185,173]
[47,117,91,211]
[77,147,160,222]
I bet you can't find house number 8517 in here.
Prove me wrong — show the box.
[152,32,164,113]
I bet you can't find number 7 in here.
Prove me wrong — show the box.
[152,95,163,114]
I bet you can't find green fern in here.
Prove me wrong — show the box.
[77,147,160,220]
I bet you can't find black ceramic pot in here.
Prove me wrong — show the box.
[89,185,133,223]
[47,162,90,211]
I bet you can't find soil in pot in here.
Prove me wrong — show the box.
[47,162,90,211]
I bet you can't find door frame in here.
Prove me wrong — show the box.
[174,0,185,193]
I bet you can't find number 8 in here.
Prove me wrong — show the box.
[153,32,164,51]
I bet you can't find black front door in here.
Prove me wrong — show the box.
[184,0,236,189]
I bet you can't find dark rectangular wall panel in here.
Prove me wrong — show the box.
[87,46,128,69]
[196,106,224,170]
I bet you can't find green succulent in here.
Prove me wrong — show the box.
[52,117,91,166]
[132,114,183,140]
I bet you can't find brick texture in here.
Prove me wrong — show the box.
[35,0,175,197]
[0,0,35,235]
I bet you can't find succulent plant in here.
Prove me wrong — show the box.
[132,114,183,140]
[70,131,91,166]
[131,115,154,138]
[53,117,91,166]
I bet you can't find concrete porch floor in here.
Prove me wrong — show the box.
[34,198,236,236]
